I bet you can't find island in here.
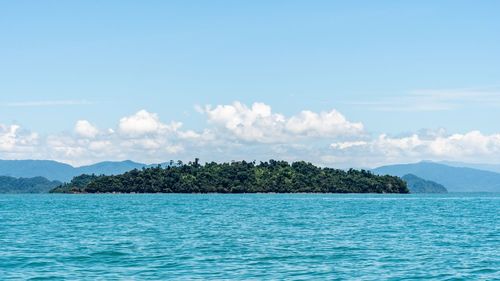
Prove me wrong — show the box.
[0,176,61,194]
[51,160,409,194]
[402,174,448,194]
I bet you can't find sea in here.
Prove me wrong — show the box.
[0,193,498,280]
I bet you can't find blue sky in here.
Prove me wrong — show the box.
[1,1,499,167]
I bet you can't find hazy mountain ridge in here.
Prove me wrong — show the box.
[438,161,500,174]
[402,174,447,194]
[0,160,165,182]
[373,162,500,192]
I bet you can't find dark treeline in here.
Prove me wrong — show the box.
[51,159,409,194]
[0,176,61,194]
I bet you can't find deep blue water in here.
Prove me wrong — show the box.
[0,193,499,280]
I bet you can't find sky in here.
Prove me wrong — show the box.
[1,0,499,168]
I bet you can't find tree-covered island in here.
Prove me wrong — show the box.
[50,159,409,194]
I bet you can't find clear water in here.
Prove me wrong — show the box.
[0,193,499,280]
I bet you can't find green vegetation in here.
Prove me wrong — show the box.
[0,176,61,193]
[402,174,448,194]
[51,159,409,194]
[49,174,102,194]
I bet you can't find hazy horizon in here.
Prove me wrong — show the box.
[3,158,500,173]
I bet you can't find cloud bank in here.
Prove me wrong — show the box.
[201,102,363,143]
[1,101,499,168]
[330,131,500,167]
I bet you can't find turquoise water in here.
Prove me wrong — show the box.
[0,194,499,280]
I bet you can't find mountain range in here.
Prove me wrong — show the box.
[373,161,500,192]
[0,160,171,182]
[1,159,500,193]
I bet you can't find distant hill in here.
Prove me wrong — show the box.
[0,160,75,182]
[0,176,61,193]
[402,174,447,194]
[373,162,500,192]
[0,160,158,182]
[76,160,149,177]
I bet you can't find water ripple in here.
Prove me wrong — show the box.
[0,193,498,280]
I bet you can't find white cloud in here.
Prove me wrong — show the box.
[2,102,500,168]
[75,120,99,139]
[202,102,284,142]
[330,130,500,167]
[43,110,186,164]
[1,104,364,165]
[119,110,164,136]
[118,110,182,137]
[202,102,363,142]
[0,125,20,151]
[427,131,500,156]
[0,124,38,154]
[286,110,363,137]
[330,141,367,150]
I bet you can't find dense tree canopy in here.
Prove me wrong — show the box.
[0,176,61,193]
[51,160,409,194]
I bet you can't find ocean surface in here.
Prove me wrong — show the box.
[0,193,499,280]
